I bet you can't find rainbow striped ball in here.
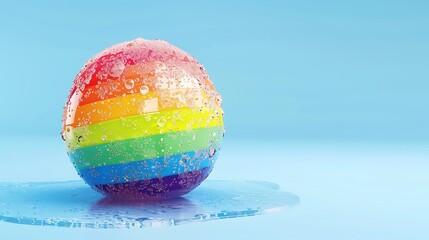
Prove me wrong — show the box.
[62,38,224,200]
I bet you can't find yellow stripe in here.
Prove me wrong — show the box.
[69,88,210,128]
[65,106,223,152]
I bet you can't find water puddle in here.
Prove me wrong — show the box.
[0,180,299,228]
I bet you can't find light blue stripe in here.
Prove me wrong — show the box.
[78,148,219,185]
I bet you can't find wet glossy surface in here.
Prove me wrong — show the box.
[0,180,298,228]
[61,39,224,200]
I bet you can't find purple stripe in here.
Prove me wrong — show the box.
[93,167,213,200]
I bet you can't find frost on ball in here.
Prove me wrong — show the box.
[61,38,224,200]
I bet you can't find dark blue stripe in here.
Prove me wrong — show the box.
[78,148,219,185]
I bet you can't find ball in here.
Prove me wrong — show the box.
[62,38,224,200]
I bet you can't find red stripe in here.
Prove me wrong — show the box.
[67,40,197,102]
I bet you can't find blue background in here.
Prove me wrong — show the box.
[1,0,428,141]
[0,1,429,239]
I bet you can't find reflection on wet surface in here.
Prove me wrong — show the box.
[0,180,299,228]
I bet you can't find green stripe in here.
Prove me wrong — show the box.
[70,126,223,169]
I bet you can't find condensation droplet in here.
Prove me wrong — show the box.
[124,79,135,90]
[209,147,216,157]
[216,94,223,105]
[109,61,125,77]
[139,85,149,95]
[157,117,166,127]
[101,135,107,141]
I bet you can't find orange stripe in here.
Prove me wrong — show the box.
[68,88,210,128]
[76,62,217,106]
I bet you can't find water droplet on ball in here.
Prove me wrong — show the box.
[139,85,149,95]
[124,79,135,89]
[157,117,166,127]
[209,147,216,157]
[109,61,125,77]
